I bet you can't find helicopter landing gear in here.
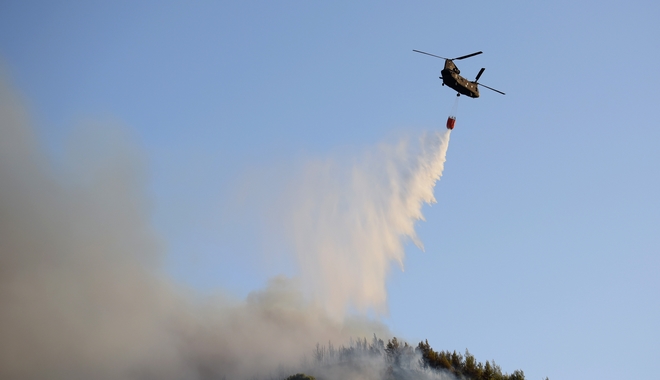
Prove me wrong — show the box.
[456,93,460,97]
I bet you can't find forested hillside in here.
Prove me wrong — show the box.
[416,340,527,380]
[285,336,541,380]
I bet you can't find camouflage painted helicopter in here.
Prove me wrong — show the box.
[413,50,505,98]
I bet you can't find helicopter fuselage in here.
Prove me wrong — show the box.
[441,60,480,98]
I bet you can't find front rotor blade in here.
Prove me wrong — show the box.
[478,83,505,95]
[454,51,483,60]
[413,49,449,60]
[475,68,485,82]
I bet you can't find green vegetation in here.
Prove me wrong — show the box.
[416,340,526,380]
[284,374,316,380]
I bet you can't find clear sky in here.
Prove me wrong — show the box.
[1,2,659,379]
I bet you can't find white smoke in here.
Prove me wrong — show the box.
[288,130,451,318]
[0,71,451,380]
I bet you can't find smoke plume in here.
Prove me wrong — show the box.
[0,72,451,380]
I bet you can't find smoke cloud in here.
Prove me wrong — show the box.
[0,72,451,380]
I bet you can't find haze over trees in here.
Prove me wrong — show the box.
[286,336,537,380]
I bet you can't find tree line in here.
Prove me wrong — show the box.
[415,340,527,380]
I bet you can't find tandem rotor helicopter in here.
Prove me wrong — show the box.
[413,49,505,98]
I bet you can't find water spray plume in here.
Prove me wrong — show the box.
[289,130,451,318]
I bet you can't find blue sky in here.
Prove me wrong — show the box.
[1,1,659,379]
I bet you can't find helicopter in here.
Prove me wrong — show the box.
[413,50,505,98]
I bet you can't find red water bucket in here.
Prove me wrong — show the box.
[446,116,456,130]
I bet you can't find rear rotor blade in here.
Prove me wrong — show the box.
[412,49,449,60]
[454,51,483,60]
[475,68,485,82]
[477,83,505,95]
